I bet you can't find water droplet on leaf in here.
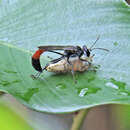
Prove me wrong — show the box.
[119,92,128,96]
[78,87,101,97]
[56,84,66,89]
[105,82,119,89]
[79,88,88,97]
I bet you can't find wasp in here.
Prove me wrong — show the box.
[31,36,109,81]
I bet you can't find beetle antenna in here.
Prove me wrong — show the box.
[90,35,100,50]
[91,47,109,52]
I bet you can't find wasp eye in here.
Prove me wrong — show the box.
[83,45,90,57]
[86,50,90,57]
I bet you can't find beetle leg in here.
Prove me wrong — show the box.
[66,55,77,83]
[66,56,71,64]
[79,54,95,65]
[71,64,77,84]
[79,58,91,65]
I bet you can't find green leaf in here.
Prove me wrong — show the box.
[0,0,130,113]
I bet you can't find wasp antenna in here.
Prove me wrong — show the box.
[90,35,100,50]
[91,47,109,52]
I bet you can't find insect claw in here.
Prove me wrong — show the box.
[47,56,54,60]
[30,74,37,80]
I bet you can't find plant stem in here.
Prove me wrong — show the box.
[0,92,5,96]
[71,109,89,130]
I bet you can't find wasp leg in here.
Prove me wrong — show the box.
[31,71,42,79]
[50,56,64,63]
[31,64,49,79]
[48,55,65,62]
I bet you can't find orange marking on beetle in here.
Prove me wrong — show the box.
[32,49,45,59]
[73,60,83,71]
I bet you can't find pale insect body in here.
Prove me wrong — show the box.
[46,55,94,73]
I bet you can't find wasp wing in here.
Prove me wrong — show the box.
[38,45,75,51]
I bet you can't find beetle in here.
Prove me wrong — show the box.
[31,36,109,79]
[46,55,94,73]
[31,54,95,83]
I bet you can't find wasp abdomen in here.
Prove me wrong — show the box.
[32,58,42,72]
